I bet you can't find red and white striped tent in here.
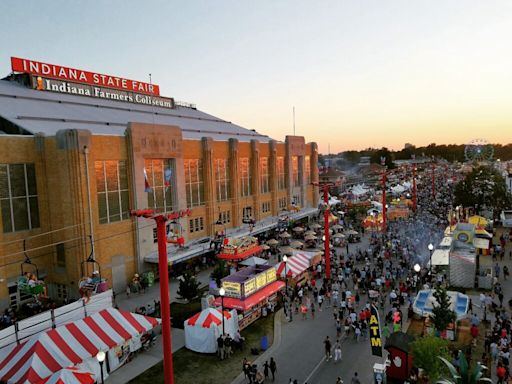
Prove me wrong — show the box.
[0,308,160,384]
[37,367,94,384]
[276,252,311,278]
[184,308,239,353]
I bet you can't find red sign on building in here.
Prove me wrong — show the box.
[11,57,160,96]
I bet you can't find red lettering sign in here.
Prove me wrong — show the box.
[11,57,160,96]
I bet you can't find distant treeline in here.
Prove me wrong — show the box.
[320,143,512,167]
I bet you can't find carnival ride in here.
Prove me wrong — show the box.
[464,138,494,162]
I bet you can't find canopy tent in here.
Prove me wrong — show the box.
[431,249,450,266]
[213,281,285,311]
[37,367,95,384]
[468,215,488,229]
[0,308,159,384]
[275,250,321,278]
[412,289,469,321]
[239,257,269,266]
[217,245,263,261]
[184,308,238,353]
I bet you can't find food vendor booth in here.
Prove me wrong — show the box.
[214,265,284,329]
[275,250,322,286]
[217,236,263,264]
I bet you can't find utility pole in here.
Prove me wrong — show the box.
[380,157,387,233]
[412,166,417,212]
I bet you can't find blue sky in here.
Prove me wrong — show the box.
[1,0,512,153]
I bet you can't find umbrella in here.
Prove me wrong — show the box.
[279,232,291,238]
[266,238,279,245]
[37,367,95,384]
[293,226,304,232]
[332,224,343,230]
[279,246,294,255]
[310,223,322,229]
[346,230,359,235]
[261,244,270,250]
[290,240,304,249]
[304,230,316,236]
[333,233,345,238]
[304,234,317,241]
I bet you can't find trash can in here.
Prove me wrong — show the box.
[260,335,268,351]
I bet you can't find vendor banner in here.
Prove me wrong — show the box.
[369,305,383,357]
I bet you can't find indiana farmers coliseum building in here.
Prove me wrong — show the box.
[0,57,319,309]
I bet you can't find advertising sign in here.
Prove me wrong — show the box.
[266,268,276,284]
[12,57,160,95]
[256,273,267,290]
[369,305,383,357]
[244,278,256,297]
[473,237,490,249]
[222,281,241,298]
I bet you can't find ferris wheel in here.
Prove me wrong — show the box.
[464,139,494,162]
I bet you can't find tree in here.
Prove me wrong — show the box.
[431,286,457,333]
[211,260,229,288]
[370,147,395,169]
[176,272,200,302]
[437,352,492,383]
[453,165,512,217]
[411,335,451,382]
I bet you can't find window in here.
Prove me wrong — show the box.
[242,206,253,221]
[305,156,311,185]
[292,194,302,207]
[261,201,271,213]
[189,217,205,233]
[0,163,40,233]
[260,157,269,194]
[145,159,176,213]
[56,243,66,268]
[239,158,251,197]
[292,156,299,187]
[278,197,287,210]
[215,159,230,202]
[219,211,231,224]
[95,160,130,224]
[277,157,286,190]
[184,159,204,207]
[56,284,69,301]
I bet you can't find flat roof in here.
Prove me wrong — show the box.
[0,79,273,142]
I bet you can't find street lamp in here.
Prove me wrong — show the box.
[219,287,226,335]
[428,243,434,275]
[96,350,106,384]
[282,255,292,322]
[413,263,421,273]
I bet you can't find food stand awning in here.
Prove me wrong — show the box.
[214,281,285,311]
[217,245,263,261]
[276,252,310,278]
[0,308,159,384]
[431,249,450,266]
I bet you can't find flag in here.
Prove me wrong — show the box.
[164,167,172,189]
[144,167,152,192]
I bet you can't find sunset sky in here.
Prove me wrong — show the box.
[1,0,511,154]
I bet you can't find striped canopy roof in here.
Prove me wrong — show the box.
[0,308,159,384]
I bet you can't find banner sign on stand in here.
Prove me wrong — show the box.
[369,305,383,357]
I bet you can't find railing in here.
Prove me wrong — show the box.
[174,100,197,109]
[0,290,113,350]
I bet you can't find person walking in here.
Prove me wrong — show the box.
[324,336,332,361]
[263,361,270,381]
[351,371,361,384]
[269,357,277,381]
[333,339,342,363]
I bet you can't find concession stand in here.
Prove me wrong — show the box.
[217,236,263,264]
[214,265,284,329]
[275,250,322,286]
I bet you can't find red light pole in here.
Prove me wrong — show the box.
[312,182,335,280]
[130,208,192,384]
[431,163,436,199]
[380,157,387,233]
[412,166,417,212]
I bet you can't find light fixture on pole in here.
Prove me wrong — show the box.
[219,287,226,335]
[96,350,106,384]
[428,243,434,274]
[413,263,421,273]
[282,255,291,322]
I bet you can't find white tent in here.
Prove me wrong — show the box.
[240,256,269,266]
[184,308,239,353]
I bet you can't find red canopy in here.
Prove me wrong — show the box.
[214,280,285,311]
[217,245,263,261]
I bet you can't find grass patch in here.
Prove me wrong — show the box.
[129,313,276,384]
